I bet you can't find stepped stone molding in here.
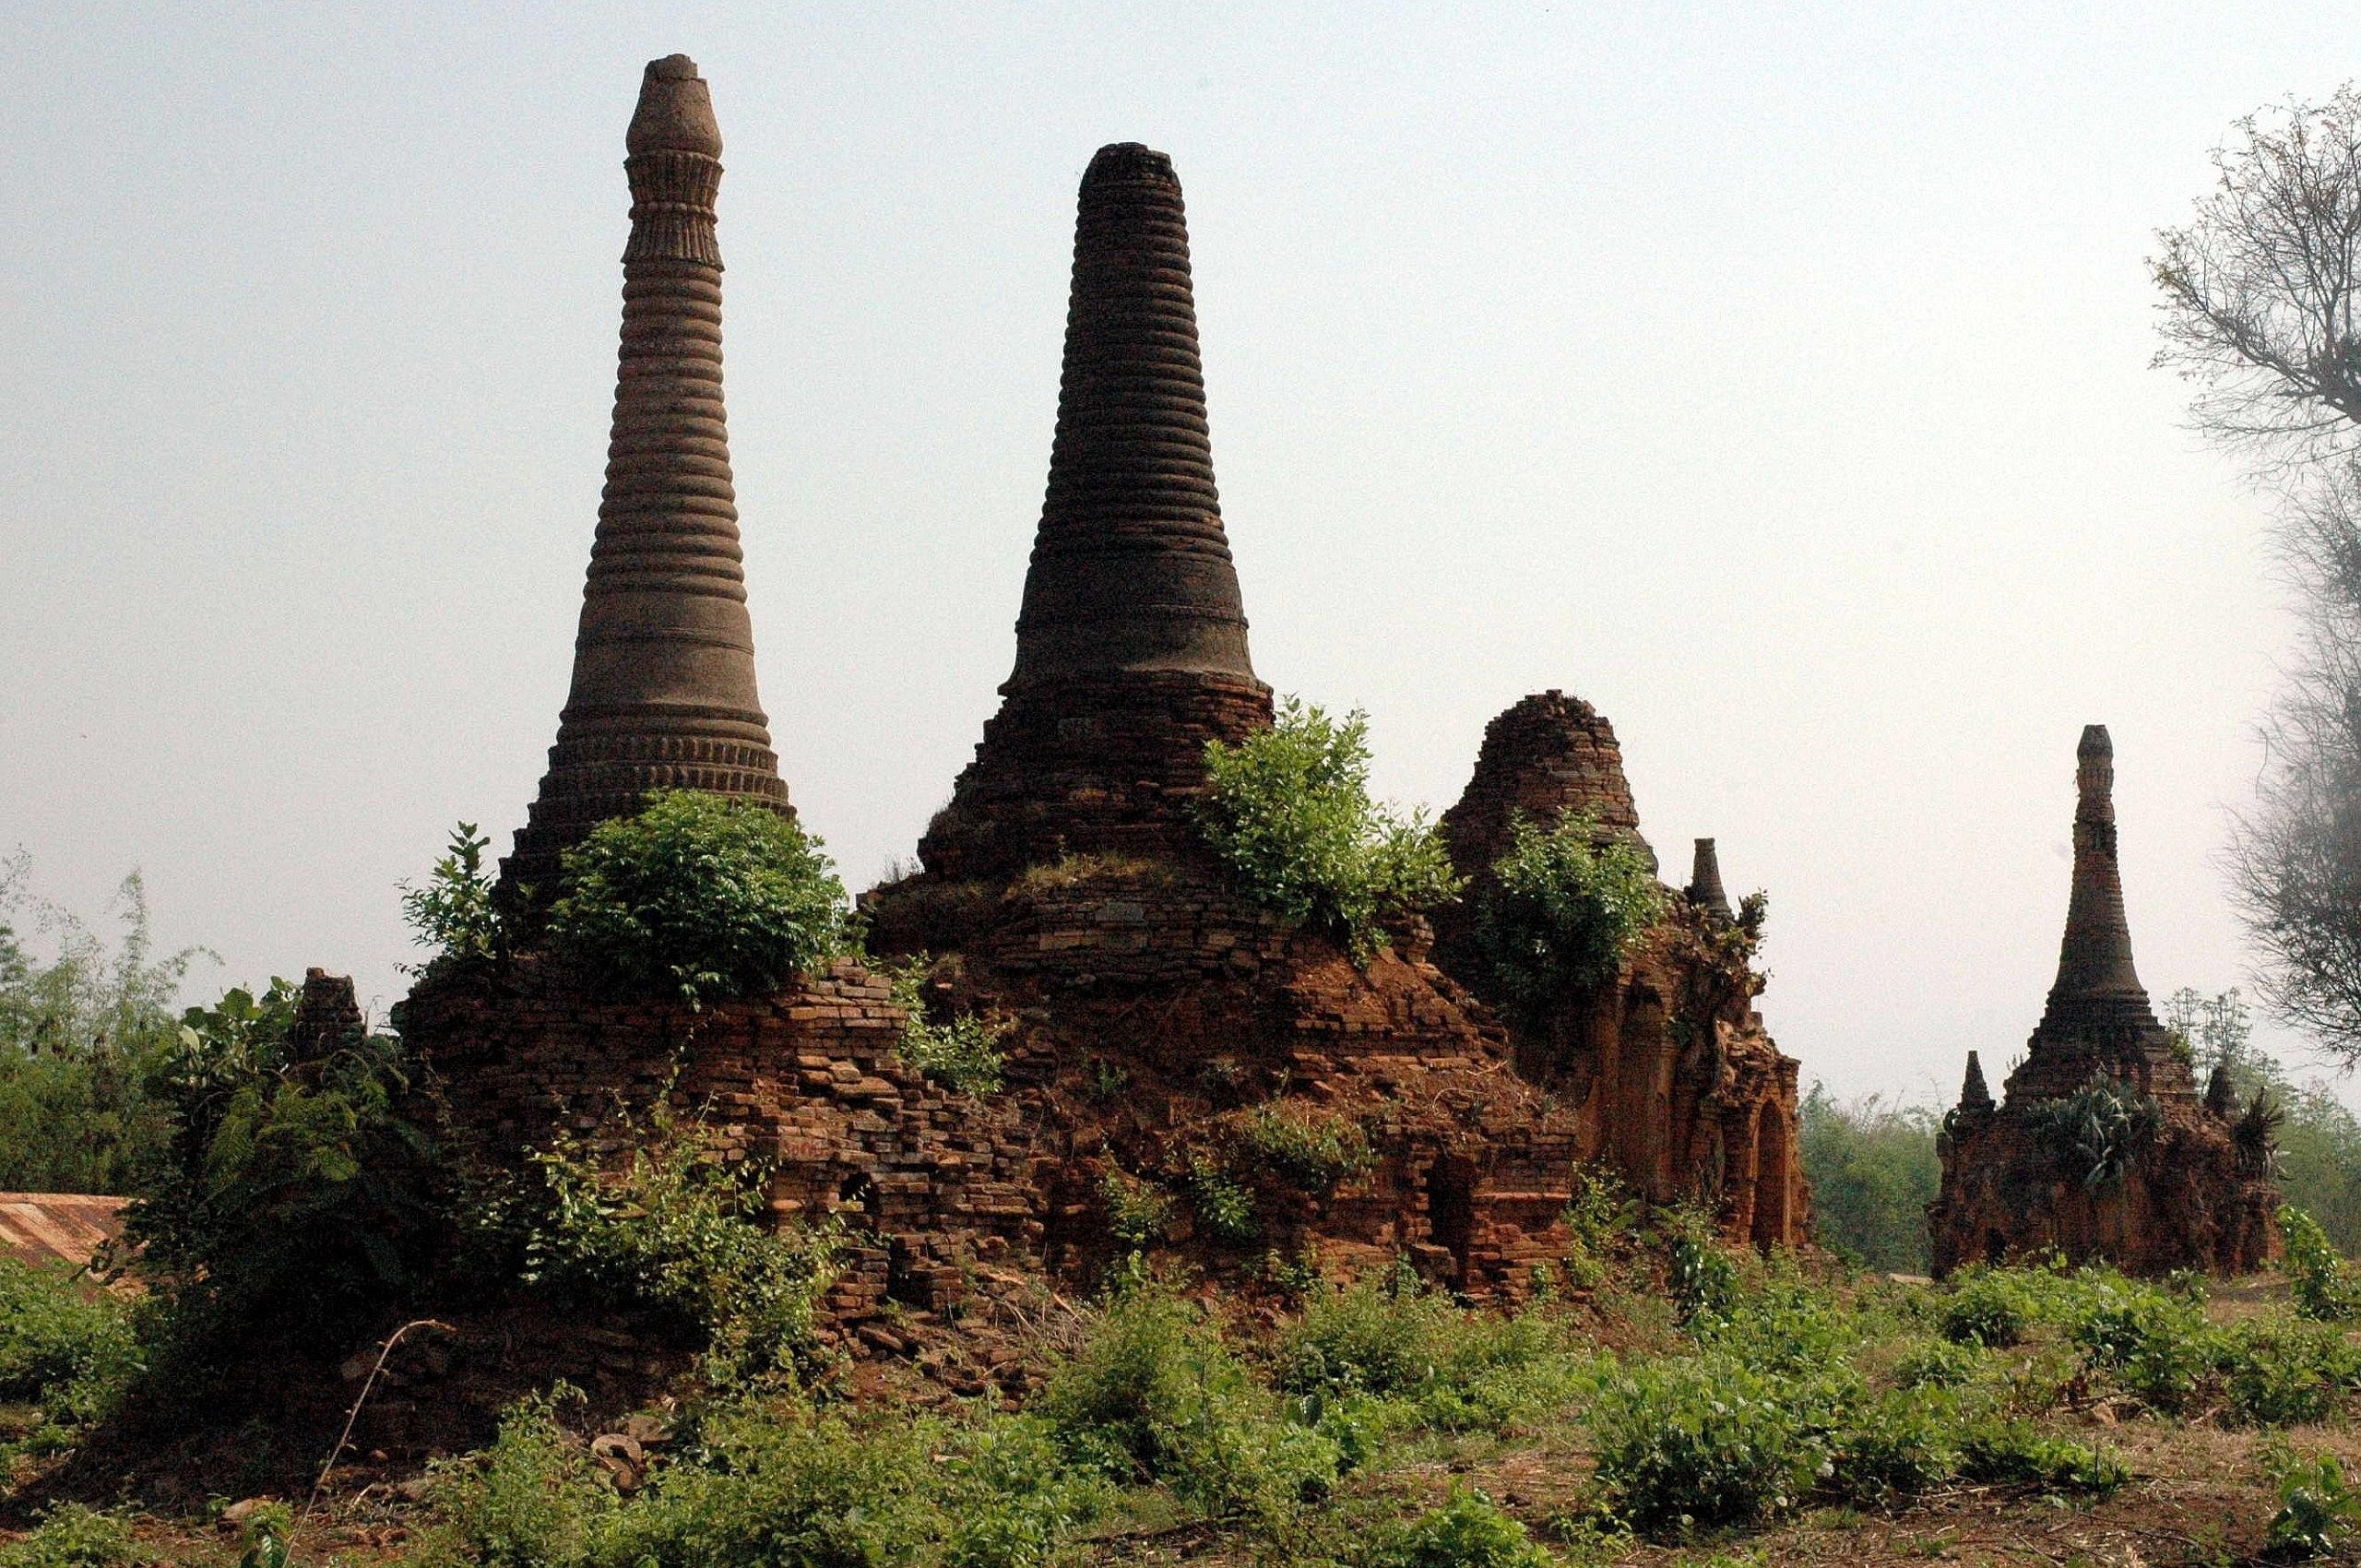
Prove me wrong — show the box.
[504,54,789,896]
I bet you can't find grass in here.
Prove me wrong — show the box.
[15,1227,2361,1567]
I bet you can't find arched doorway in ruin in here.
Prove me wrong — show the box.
[1425,1155,1477,1287]
[1749,1100,1790,1250]
[1612,984,1673,1198]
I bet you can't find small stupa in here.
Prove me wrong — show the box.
[501,54,791,897]
[1929,727,2277,1275]
[1686,838,1734,922]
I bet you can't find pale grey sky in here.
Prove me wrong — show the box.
[0,3,2340,1101]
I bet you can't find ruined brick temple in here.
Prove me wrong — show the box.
[1929,727,2278,1276]
[398,58,1808,1350]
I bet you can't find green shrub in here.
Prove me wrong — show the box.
[1661,1206,1739,1327]
[936,1413,1113,1568]
[1040,1282,1338,1521]
[0,861,200,1194]
[1890,1336,1983,1390]
[1476,810,1665,1008]
[1100,1169,1175,1253]
[1956,1419,2126,1494]
[2264,1446,2361,1561]
[1197,698,1463,958]
[1824,1387,1963,1503]
[2225,1320,2361,1426]
[408,1392,613,1568]
[1233,1102,1372,1194]
[1940,1269,2035,1348]
[1584,1353,1817,1535]
[0,1505,140,1568]
[1365,1488,1553,1568]
[548,790,849,1005]
[1186,1157,1259,1245]
[1276,1272,1586,1437]
[0,1257,137,1425]
[594,1402,944,1568]
[1276,1273,1457,1400]
[400,822,503,968]
[882,960,1008,1096]
[2283,1204,2361,1322]
[511,1113,836,1384]
[2070,1282,2219,1413]
[1559,1164,1635,1289]
[124,980,447,1364]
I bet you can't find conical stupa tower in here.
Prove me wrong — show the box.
[1687,837,1734,922]
[503,55,790,896]
[2003,726,2189,1100]
[916,143,1272,885]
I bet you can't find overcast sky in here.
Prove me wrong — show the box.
[1,3,2345,1101]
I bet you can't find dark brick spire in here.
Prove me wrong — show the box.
[2035,726,2153,1038]
[1959,1050,1994,1113]
[1009,143,1255,686]
[909,145,1271,887]
[504,55,789,896]
[2006,726,2188,1101]
[1687,837,1733,922]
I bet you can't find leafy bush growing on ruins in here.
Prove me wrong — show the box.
[509,1111,838,1384]
[548,790,849,1006]
[1476,810,1665,1010]
[882,958,1009,1096]
[1185,1156,1260,1245]
[124,980,448,1370]
[399,822,503,970]
[1100,1168,1176,1253]
[1232,1102,1373,1194]
[1197,698,1463,958]
[2031,1074,2163,1191]
[1039,1280,1341,1523]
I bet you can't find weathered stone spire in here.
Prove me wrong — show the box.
[504,55,789,895]
[2205,1064,2238,1118]
[1009,142,1256,685]
[1687,837,1733,921]
[1959,1050,1994,1113]
[2005,726,2187,1101]
[909,144,1271,887]
[2035,726,2153,1038]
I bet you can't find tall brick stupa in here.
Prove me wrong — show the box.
[913,143,1274,885]
[1929,726,2277,1275]
[502,54,790,897]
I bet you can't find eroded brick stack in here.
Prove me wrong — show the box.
[1430,692,1808,1246]
[1929,727,2278,1275]
[401,958,1053,1323]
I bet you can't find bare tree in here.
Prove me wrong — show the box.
[2227,467,2361,1054]
[2155,88,2361,1061]
[2154,87,2361,469]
